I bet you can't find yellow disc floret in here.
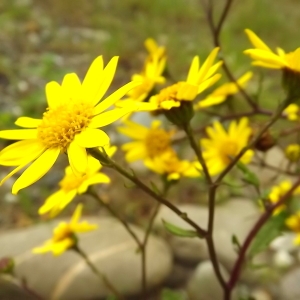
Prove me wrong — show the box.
[144,128,172,157]
[37,102,94,150]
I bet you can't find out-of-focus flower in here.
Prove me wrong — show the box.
[285,144,300,162]
[0,56,140,194]
[33,204,97,256]
[39,147,116,217]
[195,72,253,109]
[118,120,174,162]
[144,150,199,181]
[200,118,253,176]
[286,211,300,245]
[283,104,300,121]
[144,38,166,62]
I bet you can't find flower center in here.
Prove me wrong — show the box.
[37,102,94,151]
[220,140,239,164]
[156,83,182,105]
[53,223,73,242]
[144,128,171,157]
[59,172,87,192]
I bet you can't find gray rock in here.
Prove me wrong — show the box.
[154,199,260,270]
[0,217,173,300]
[186,260,238,300]
[280,267,300,300]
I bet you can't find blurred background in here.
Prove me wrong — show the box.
[0,0,300,228]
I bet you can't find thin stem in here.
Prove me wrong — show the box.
[74,246,124,300]
[88,148,207,238]
[224,177,300,300]
[183,123,212,184]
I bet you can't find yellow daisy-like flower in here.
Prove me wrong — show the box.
[200,118,253,176]
[126,55,166,103]
[39,147,116,218]
[244,29,300,72]
[144,150,199,181]
[195,71,253,110]
[118,120,174,162]
[285,144,300,162]
[286,211,300,245]
[117,47,222,112]
[0,56,140,194]
[283,103,300,121]
[33,204,97,256]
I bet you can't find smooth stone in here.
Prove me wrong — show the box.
[280,267,300,300]
[186,261,238,300]
[0,217,173,300]
[154,199,260,270]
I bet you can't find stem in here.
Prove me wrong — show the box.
[224,177,300,300]
[183,123,212,185]
[74,246,124,300]
[88,148,207,238]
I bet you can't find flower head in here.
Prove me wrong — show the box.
[144,150,199,181]
[39,147,116,217]
[283,103,300,121]
[118,120,174,162]
[0,56,140,194]
[200,118,253,176]
[286,211,300,245]
[285,144,300,162]
[33,204,97,256]
[195,72,253,109]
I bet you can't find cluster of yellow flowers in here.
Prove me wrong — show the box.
[1,28,300,255]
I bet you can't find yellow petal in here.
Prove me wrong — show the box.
[78,173,110,193]
[198,74,222,94]
[75,128,110,148]
[93,80,142,115]
[61,73,82,102]
[186,56,199,84]
[71,203,83,224]
[244,29,272,52]
[12,148,60,194]
[0,129,37,140]
[0,140,46,166]
[38,190,65,215]
[46,81,64,108]
[244,49,287,67]
[90,108,134,128]
[15,117,42,128]
[67,141,87,175]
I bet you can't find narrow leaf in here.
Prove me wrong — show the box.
[162,219,198,238]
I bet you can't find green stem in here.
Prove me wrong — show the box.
[74,246,124,300]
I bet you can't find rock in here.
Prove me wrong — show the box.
[186,260,238,300]
[154,199,260,270]
[0,217,173,300]
[280,267,300,300]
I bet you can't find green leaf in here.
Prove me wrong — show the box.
[162,219,198,238]
[160,288,186,300]
[248,211,287,257]
[237,161,260,189]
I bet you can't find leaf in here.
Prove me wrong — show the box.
[162,219,198,238]
[150,181,160,195]
[160,288,186,300]
[248,211,287,257]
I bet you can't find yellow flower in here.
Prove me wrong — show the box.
[144,150,199,181]
[195,72,253,109]
[33,204,97,256]
[283,103,300,121]
[117,48,222,112]
[39,147,116,217]
[0,56,140,194]
[244,29,300,72]
[200,118,253,176]
[126,55,166,103]
[286,211,300,245]
[285,144,300,162]
[118,120,174,162]
[144,38,166,62]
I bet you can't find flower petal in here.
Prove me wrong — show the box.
[0,129,37,140]
[0,140,46,166]
[15,117,42,128]
[67,141,88,175]
[78,173,110,193]
[93,80,142,115]
[12,148,60,194]
[244,29,272,52]
[186,56,200,84]
[90,108,134,128]
[244,49,287,67]
[71,203,83,224]
[46,81,64,108]
[61,73,82,102]
[75,128,110,148]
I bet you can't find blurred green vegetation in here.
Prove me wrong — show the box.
[0,0,300,227]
